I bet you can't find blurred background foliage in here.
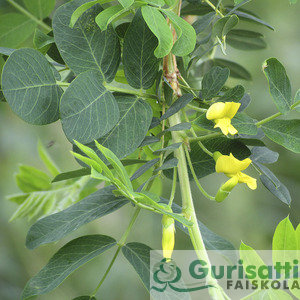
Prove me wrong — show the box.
[0,0,299,299]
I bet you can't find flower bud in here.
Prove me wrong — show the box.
[162,214,175,261]
[215,176,238,202]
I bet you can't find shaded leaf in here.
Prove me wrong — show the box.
[260,175,291,205]
[23,0,55,20]
[0,13,36,48]
[192,12,215,35]
[160,94,194,121]
[227,29,267,50]
[219,85,245,102]
[201,66,230,99]
[261,119,300,153]
[2,48,62,124]
[212,15,239,40]
[250,146,279,164]
[231,113,258,135]
[22,235,116,299]
[53,0,120,81]
[60,70,119,144]
[122,242,151,291]
[123,9,159,89]
[263,58,292,113]
[26,186,128,249]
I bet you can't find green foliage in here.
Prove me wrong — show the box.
[60,70,119,144]
[0,13,36,47]
[23,0,55,20]
[1,0,299,299]
[2,48,62,124]
[123,9,159,89]
[52,0,121,80]
[141,6,173,58]
[261,120,300,153]
[263,58,292,113]
[201,66,230,99]
[122,242,151,290]
[23,235,116,299]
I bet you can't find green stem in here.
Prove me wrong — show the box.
[178,76,198,98]
[189,132,222,142]
[169,113,226,300]
[56,81,158,100]
[256,100,300,127]
[204,0,224,17]
[184,145,215,201]
[168,167,177,206]
[92,207,141,296]
[7,0,52,32]
[187,104,207,113]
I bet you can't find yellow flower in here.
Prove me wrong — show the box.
[215,152,257,190]
[162,215,175,261]
[206,102,240,135]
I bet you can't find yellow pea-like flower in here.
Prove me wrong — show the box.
[215,152,257,191]
[162,214,175,261]
[206,102,241,135]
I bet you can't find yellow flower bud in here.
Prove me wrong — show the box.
[162,214,175,261]
[206,102,240,135]
[215,176,238,202]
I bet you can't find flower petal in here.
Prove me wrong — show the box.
[214,118,231,135]
[206,102,226,120]
[224,102,241,119]
[216,153,252,174]
[237,172,257,190]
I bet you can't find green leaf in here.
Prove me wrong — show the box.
[15,165,51,193]
[290,0,298,3]
[131,158,159,181]
[212,15,239,40]
[26,186,128,249]
[240,241,266,283]
[192,12,215,35]
[231,113,258,135]
[123,9,159,89]
[23,0,55,20]
[155,157,178,171]
[230,9,274,31]
[153,143,182,155]
[201,66,230,99]
[272,217,297,279]
[162,10,196,56]
[75,95,152,160]
[260,174,291,205]
[122,242,151,291]
[1,48,62,125]
[33,28,54,54]
[250,146,279,164]
[273,216,297,251]
[95,5,125,31]
[263,58,292,113]
[141,6,173,58]
[38,140,60,176]
[53,0,121,81]
[218,85,245,102]
[0,13,36,48]
[52,159,148,182]
[118,0,134,8]
[22,235,116,299]
[261,120,300,153]
[160,94,194,121]
[226,29,267,50]
[181,3,213,16]
[70,0,100,28]
[60,70,119,144]
[212,58,252,80]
